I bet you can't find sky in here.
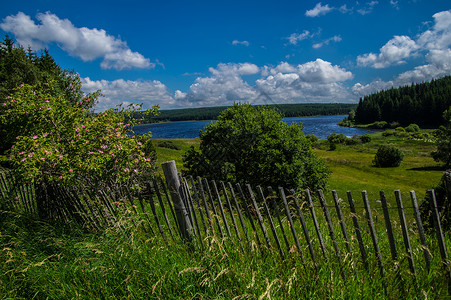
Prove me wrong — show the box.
[1,0,450,111]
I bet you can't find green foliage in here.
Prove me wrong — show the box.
[373,145,404,167]
[327,132,348,144]
[0,36,84,152]
[431,107,451,167]
[405,123,420,132]
[1,82,156,185]
[183,103,330,191]
[420,171,451,232]
[360,134,371,143]
[355,76,451,126]
[305,134,319,144]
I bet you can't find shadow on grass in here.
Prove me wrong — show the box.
[407,165,447,171]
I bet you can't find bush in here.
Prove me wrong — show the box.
[369,121,388,129]
[305,134,319,144]
[420,170,450,232]
[360,135,371,143]
[373,145,404,167]
[327,132,347,144]
[345,138,359,145]
[183,103,330,191]
[329,142,337,151]
[395,127,405,132]
[382,129,396,137]
[405,124,420,132]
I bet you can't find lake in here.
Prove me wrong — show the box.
[133,115,376,140]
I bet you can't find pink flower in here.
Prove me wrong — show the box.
[42,133,48,137]
[21,158,26,162]
[18,151,24,155]
[100,145,107,149]
[75,128,80,132]
[28,152,34,157]
[146,158,151,162]
[69,169,73,173]
[98,150,103,154]
[116,132,121,137]
[32,135,37,139]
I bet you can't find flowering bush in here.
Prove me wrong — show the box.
[1,81,158,185]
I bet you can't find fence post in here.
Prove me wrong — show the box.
[161,161,194,243]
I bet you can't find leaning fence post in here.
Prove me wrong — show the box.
[410,191,431,272]
[428,189,451,279]
[161,161,194,243]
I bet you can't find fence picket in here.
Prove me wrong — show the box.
[318,190,347,280]
[410,191,431,272]
[203,179,224,238]
[346,191,368,270]
[236,183,262,248]
[221,181,242,242]
[380,191,398,262]
[306,189,328,260]
[257,186,284,258]
[279,188,305,263]
[394,190,417,282]
[228,182,249,242]
[247,184,272,249]
[268,186,290,254]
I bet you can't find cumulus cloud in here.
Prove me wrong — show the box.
[357,35,419,68]
[354,10,451,96]
[232,40,250,46]
[255,59,353,103]
[81,78,174,111]
[0,12,153,70]
[305,3,333,17]
[312,35,342,49]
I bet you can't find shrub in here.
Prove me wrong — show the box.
[327,132,347,144]
[382,129,396,137]
[373,145,404,167]
[405,124,420,132]
[183,103,330,191]
[329,142,337,151]
[360,135,371,143]
[395,127,405,132]
[369,121,388,129]
[345,138,359,145]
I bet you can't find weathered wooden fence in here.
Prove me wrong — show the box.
[1,161,450,289]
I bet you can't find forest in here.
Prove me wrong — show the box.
[135,103,358,123]
[354,76,451,126]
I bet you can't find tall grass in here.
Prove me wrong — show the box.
[1,206,448,299]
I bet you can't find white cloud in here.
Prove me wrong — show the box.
[232,40,250,46]
[357,1,379,15]
[287,30,312,45]
[0,12,153,70]
[81,77,174,111]
[255,59,353,103]
[354,9,451,96]
[305,3,334,17]
[357,35,419,68]
[312,35,342,49]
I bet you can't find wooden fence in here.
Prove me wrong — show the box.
[1,161,450,290]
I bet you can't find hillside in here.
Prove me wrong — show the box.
[354,76,451,126]
[136,103,357,123]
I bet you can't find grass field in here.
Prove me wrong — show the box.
[152,131,445,203]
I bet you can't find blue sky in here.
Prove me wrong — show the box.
[1,1,450,111]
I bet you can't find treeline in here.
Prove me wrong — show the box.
[354,76,451,126]
[137,103,357,123]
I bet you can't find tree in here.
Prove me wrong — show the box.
[183,103,330,191]
[431,107,451,168]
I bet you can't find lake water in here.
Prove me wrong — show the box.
[133,115,376,140]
